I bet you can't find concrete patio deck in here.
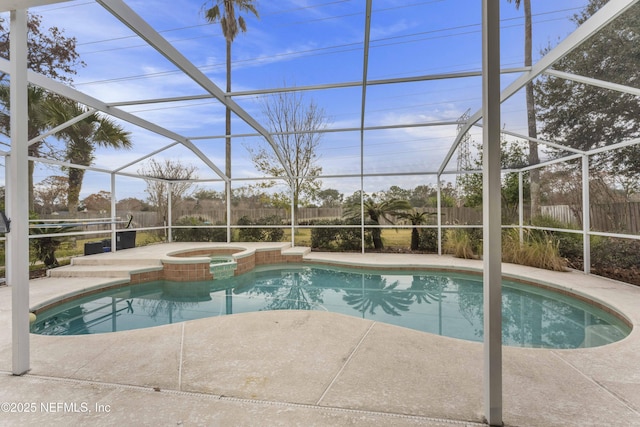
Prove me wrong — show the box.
[1,243,639,426]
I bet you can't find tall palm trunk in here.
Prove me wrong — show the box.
[28,142,40,212]
[225,39,232,183]
[369,212,383,250]
[225,39,232,232]
[67,167,85,213]
[411,227,420,251]
[523,0,540,218]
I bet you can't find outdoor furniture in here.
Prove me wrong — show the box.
[83,230,136,255]
[83,241,104,256]
[116,230,136,250]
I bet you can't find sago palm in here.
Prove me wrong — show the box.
[398,209,436,251]
[344,196,411,250]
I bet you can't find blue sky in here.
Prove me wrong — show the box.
[2,0,594,202]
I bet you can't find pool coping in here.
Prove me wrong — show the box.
[30,242,640,335]
[1,242,639,426]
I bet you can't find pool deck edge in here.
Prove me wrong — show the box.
[0,243,639,426]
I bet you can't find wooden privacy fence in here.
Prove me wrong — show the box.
[540,203,640,234]
[590,202,640,234]
[38,202,640,234]
[540,205,578,225]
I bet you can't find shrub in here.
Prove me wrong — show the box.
[502,228,567,271]
[236,215,286,242]
[237,215,264,242]
[417,228,438,252]
[310,219,341,249]
[173,216,226,242]
[339,218,373,251]
[262,215,285,242]
[309,218,372,251]
[443,228,478,259]
[591,237,640,270]
[531,215,582,262]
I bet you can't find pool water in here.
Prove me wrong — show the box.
[31,264,631,348]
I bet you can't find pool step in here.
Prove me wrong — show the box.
[70,256,162,267]
[48,262,162,279]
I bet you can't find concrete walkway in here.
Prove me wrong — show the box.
[1,243,639,426]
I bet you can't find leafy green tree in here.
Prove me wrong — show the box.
[203,0,259,198]
[0,87,62,211]
[534,0,640,177]
[460,139,530,223]
[0,13,84,211]
[47,100,131,213]
[343,190,364,207]
[409,184,434,207]
[343,195,411,250]
[315,188,343,207]
[438,182,458,207]
[383,185,412,202]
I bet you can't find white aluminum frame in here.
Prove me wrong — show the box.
[1,1,639,425]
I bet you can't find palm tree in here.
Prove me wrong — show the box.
[48,100,131,213]
[0,85,60,211]
[344,196,411,250]
[398,209,437,251]
[203,0,259,194]
[508,0,540,218]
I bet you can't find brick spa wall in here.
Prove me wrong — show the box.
[130,269,164,285]
[160,247,305,282]
[162,248,237,282]
[163,261,212,282]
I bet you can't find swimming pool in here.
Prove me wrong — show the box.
[31,264,631,348]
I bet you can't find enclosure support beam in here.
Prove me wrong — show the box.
[111,173,117,251]
[545,69,640,97]
[436,177,442,256]
[582,155,591,274]
[290,186,296,247]
[0,57,229,183]
[357,0,372,255]
[168,182,173,243]
[0,0,70,11]
[482,1,502,425]
[97,0,293,181]
[519,172,524,242]
[9,8,30,376]
[226,178,232,243]
[28,109,96,147]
